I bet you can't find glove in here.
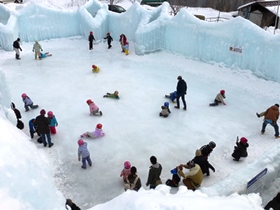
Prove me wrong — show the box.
[211,167,215,172]
[41,49,43,51]
[32,50,34,52]
[223,102,226,105]
[20,49,22,51]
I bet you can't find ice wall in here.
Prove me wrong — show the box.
[0,0,280,81]
[0,76,65,210]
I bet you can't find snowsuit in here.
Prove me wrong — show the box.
[89,103,102,116]
[29,118,40,139]
[146,162,162,189]
[78,142,92,169]
[261,105,279,137]
[103,92,119,99]
[124,174,142,191]
[231,141,249,161]
[22,96,38,111]
[104,34,113,49]
[192,149,215,176]
[210,92,226,106]
[13,39,22,59]
[159,106,170,117]
[88,33,95,50]
[48,116,58,134]
[120,168,131,181]
[119,34,127,52]
[35,114,52,147]
[165,91,177,103]
[81,128,105,139]
[265,192,280,210]
[33,41,43,59]
[176,78,187,109]
[178,164,203,191]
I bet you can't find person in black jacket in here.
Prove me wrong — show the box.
[200,141,216,158]
[11,102,24,130]
[104,32,113,49]
[13,38,22,60]
[174,75,187,110]
[231,136,249,161]
[35,109,53,148]
[88,31,95,50]
[65,199,81,210]
[192,149,215,176]
[264,192,280,210]
[146,156,162,189]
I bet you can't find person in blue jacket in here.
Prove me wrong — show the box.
[29,118,40,139]
[165,91,177,103]
[39,52,52,59]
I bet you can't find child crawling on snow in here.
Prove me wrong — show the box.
[80,123,105,139]
[86,99,102,116]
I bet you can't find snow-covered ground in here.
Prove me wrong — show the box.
[0,0,280,210]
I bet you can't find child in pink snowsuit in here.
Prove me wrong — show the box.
[80,123,105,139]
[86,99,102,116]
[120,161,131,182]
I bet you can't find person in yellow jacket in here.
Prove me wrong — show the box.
[177,160,203,191]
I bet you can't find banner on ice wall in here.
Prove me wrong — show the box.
[246,168,267,194]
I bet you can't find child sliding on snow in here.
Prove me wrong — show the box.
[159,102,171,117]
[209,90,226,106]
[77,139,92,169]
[80,123,105,139]
[103,91,119,99]
[165,91,177,103]
[86,99,103,116]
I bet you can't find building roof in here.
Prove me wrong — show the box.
[238,0,280,10]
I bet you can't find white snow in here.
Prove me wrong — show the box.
[0,0,280,209]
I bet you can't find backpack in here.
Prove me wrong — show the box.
[17,120,24,130]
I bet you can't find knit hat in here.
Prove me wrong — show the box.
[275,103,279,108]
[78,139,84,146]
[124,161,131,169]
[40,109,46,115]
[170,168,178,174]
[240,137,248,144]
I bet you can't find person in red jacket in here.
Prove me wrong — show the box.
[261,103,279,138]
[119,34,127,52]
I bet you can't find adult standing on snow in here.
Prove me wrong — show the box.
[174,75,187,110]
[146,156,162,189]
[32,40,43,60]
[261,103,280,138]
[88,31,95,50]
[35,109,54,148]
[13,38,22,60]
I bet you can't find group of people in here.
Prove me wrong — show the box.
[13,38,52,60]
[88,31,129,54]
[120,156,162,192]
